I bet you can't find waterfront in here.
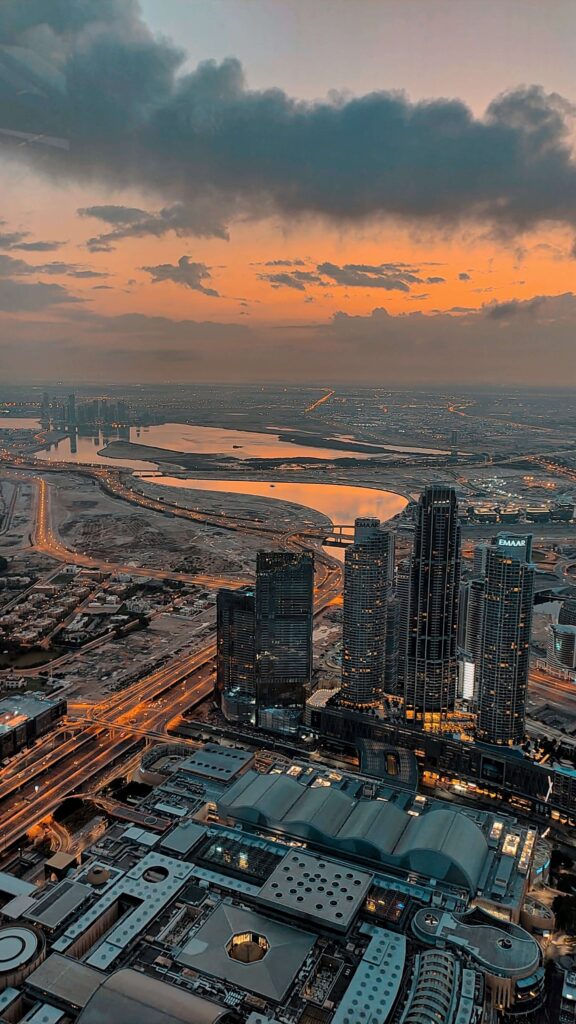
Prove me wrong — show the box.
[137,475,408,553]
[32,422,453,471]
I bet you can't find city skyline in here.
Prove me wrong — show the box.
[1,4,576,1021]
[0,1,575,384]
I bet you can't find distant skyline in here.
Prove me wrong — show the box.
[0,0,575,384]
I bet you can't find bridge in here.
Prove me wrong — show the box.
[321,524,356,547]
[301,524,356,547]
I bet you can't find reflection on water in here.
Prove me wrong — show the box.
[0,417,41,430]
[138,476,408,560]
[331,433,449,455]
[34,422,388,470]
[35,427,151,471]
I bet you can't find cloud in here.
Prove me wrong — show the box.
[0,227,65,252]
[258,269,325,291]
[2,4,576,237]
[1,291,575,385]
[141,255,219,296]
[0,254,106,279]
[485,296,546,319]
[258,260,441,293]
[79,201,229,250]
[263,259,306,267]
[0,279,80,311]
[459,271,471,280]
[318,262,418,291]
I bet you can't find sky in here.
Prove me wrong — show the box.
[0,0,575,386]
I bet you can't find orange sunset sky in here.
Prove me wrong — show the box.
[0,0,575,384]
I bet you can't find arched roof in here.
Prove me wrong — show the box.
[77,969,233,1024]
[219,771,489,892]
[283,785,354,835]
[396,809,488,891]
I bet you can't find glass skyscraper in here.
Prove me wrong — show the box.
[340,518,394,706]
[404,485,461,728]
[477,546,534,746]
[255,550,314,722]
[216,586,256,725]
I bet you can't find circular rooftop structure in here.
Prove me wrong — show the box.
[0,924,45,983]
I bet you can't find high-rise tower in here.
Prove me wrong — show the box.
[255,550,314,725]
[404,485,461,728]
[216,586,256,724]
[340,518,393,706]
[477,547,534,746]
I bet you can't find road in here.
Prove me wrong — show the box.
[33,475,251,589]
[0,465,343,854]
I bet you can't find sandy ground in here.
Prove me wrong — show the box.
[48,472,284,575]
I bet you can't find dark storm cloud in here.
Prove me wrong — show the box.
[0,278,80,311]
[79,201,230,250]
[141,256,219,296]
[2,2,576,237]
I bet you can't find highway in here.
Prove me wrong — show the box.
[529,666,576,714]
[33,475,252,589]
[0,464,343,854]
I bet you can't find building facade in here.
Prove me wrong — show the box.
[404,485,461,728]
[340,518,393,706]
[216,587,256,724]
[255,550,314,724]
[477,547,534,746]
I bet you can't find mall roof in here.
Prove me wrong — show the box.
[331,924,406,1024]
[177,901,316,1003]
[178,742,253,783]
[219,770,489,893]
[77,969,233,1024]
[412,908,541,979]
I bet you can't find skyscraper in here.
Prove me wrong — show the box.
[477,547,534,746]
[384,592,400,695]
[559,599,576,627]
[492,532,533,564]
[458,577,485,668]
[340,518,393,706]
[255,550,314,725]
[216,586,256,725]
[396,557,411,695]
[548,623,576,672]
[404,485,461,728]
[66,392,76,427]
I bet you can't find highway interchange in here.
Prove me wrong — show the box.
[0,460,342,855]
[0,449,574,856]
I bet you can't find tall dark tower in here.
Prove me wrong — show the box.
[340,518,394,706]
[396,558,411,695]
[255,550,314,729]
[216,586,256,725]
[477,547,534,746]
[404,485,461,728]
